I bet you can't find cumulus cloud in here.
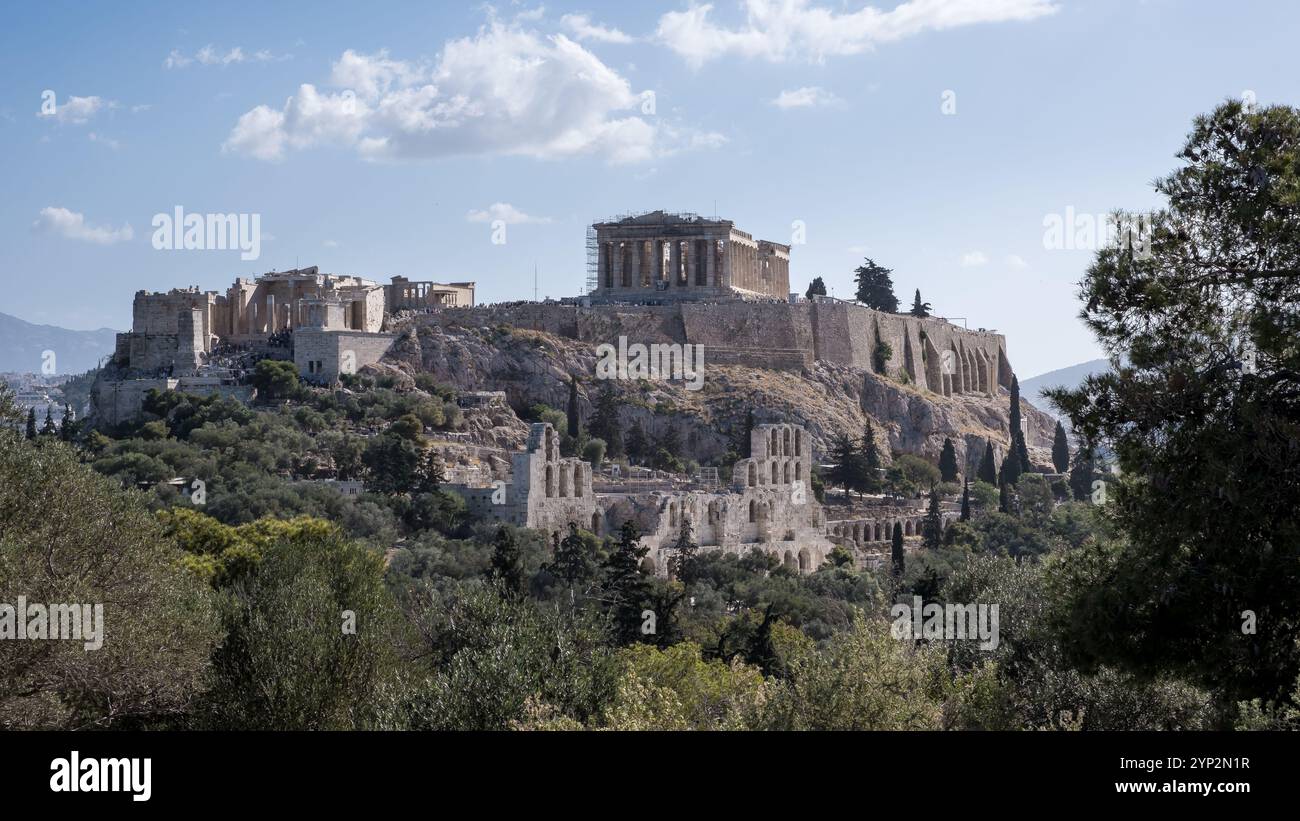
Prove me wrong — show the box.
[32,207,133,244]
[961,250,989,267]
[467,203,552,224]
[37,95,115,125]
[657,0,1059,67]
[223,24,713,165]
[770,86,841,109]
[561,13,635,43]
[1006,253,1028,269]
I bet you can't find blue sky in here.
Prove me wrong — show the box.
[2,0,1296,378]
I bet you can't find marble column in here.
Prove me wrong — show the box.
[705,237,716,288]
[669,240,681,288]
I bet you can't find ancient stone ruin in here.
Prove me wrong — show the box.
[447,421,957,575]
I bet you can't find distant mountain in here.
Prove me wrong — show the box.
[0,312,119,375]
[1021,359,1110,419]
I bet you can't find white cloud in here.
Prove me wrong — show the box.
[561,13,635,43]
[467,203,553,224]
[224,24,712,165]
[323,239,340,248]
[32,207,133,244]
[165,45,283,69]
[1006,253,1028,269]
[657,0,1059,68]
[37,95,115,125]
[961,250,989,267]
[770,86,841,109]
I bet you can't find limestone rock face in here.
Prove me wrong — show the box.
[383,319,1057,473]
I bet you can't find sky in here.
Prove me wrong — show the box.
[2,0,1297,378]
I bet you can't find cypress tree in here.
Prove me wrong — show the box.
[922,486,943,548]
[960,477,971,522]
[1009,376,1031,471]
[999,480,1011,514]
[668,515,699,585]
[891,522,905,579]
[977,442,997,485]
[860,421,883,493]
[1070,447,1096,502]
[59,404,75,442]
[1051,420,1070,474]
[828,432,863,502]
[566,376,580,438]
[909,289,932,318]
[999,447,1023,488]
[40,406,57,437]
[25,407,37,440]
[735,410,755,459]
[938,437,959,482]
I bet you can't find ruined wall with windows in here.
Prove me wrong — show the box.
[449,422,952,576]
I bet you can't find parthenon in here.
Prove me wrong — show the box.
[591,211,791,302]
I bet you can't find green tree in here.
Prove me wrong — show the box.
[938,437,959,482]
[59,404,76,442]
[566,376,580,438]
[860,421,884,493]
[922,486,944,548]
[625,422,648,463]
[668,515,700,585]
[415,448,445,495]
[546,523,597,590]
[1051,420,1071,474]
[853,258,898,312]
[589,383,624,458]
[252,359,300,401]
[0,437,220,729]
[960,477,971,522]
[735,410,755,459]
[39,405,57,437]
[1009,376,1031,471]
[201,527,406,729]
[998,447,1023,489]
[1068,447,1096,502]
[977,442,998,485]
[602,520,651,645]
[827,432,865,501]
[363,434,421,494]
[25,407,37,440]
[909,289,932,318]
[891,522,905,580]
[805,276,827,299]
[390,413,424,441]
[489,526,526,597]
[1045,107,1300,705]
[582,437,607,467]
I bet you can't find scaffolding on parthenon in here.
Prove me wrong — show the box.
[585,225,599,294]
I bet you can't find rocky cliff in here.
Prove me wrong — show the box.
[379,318,1057,474]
